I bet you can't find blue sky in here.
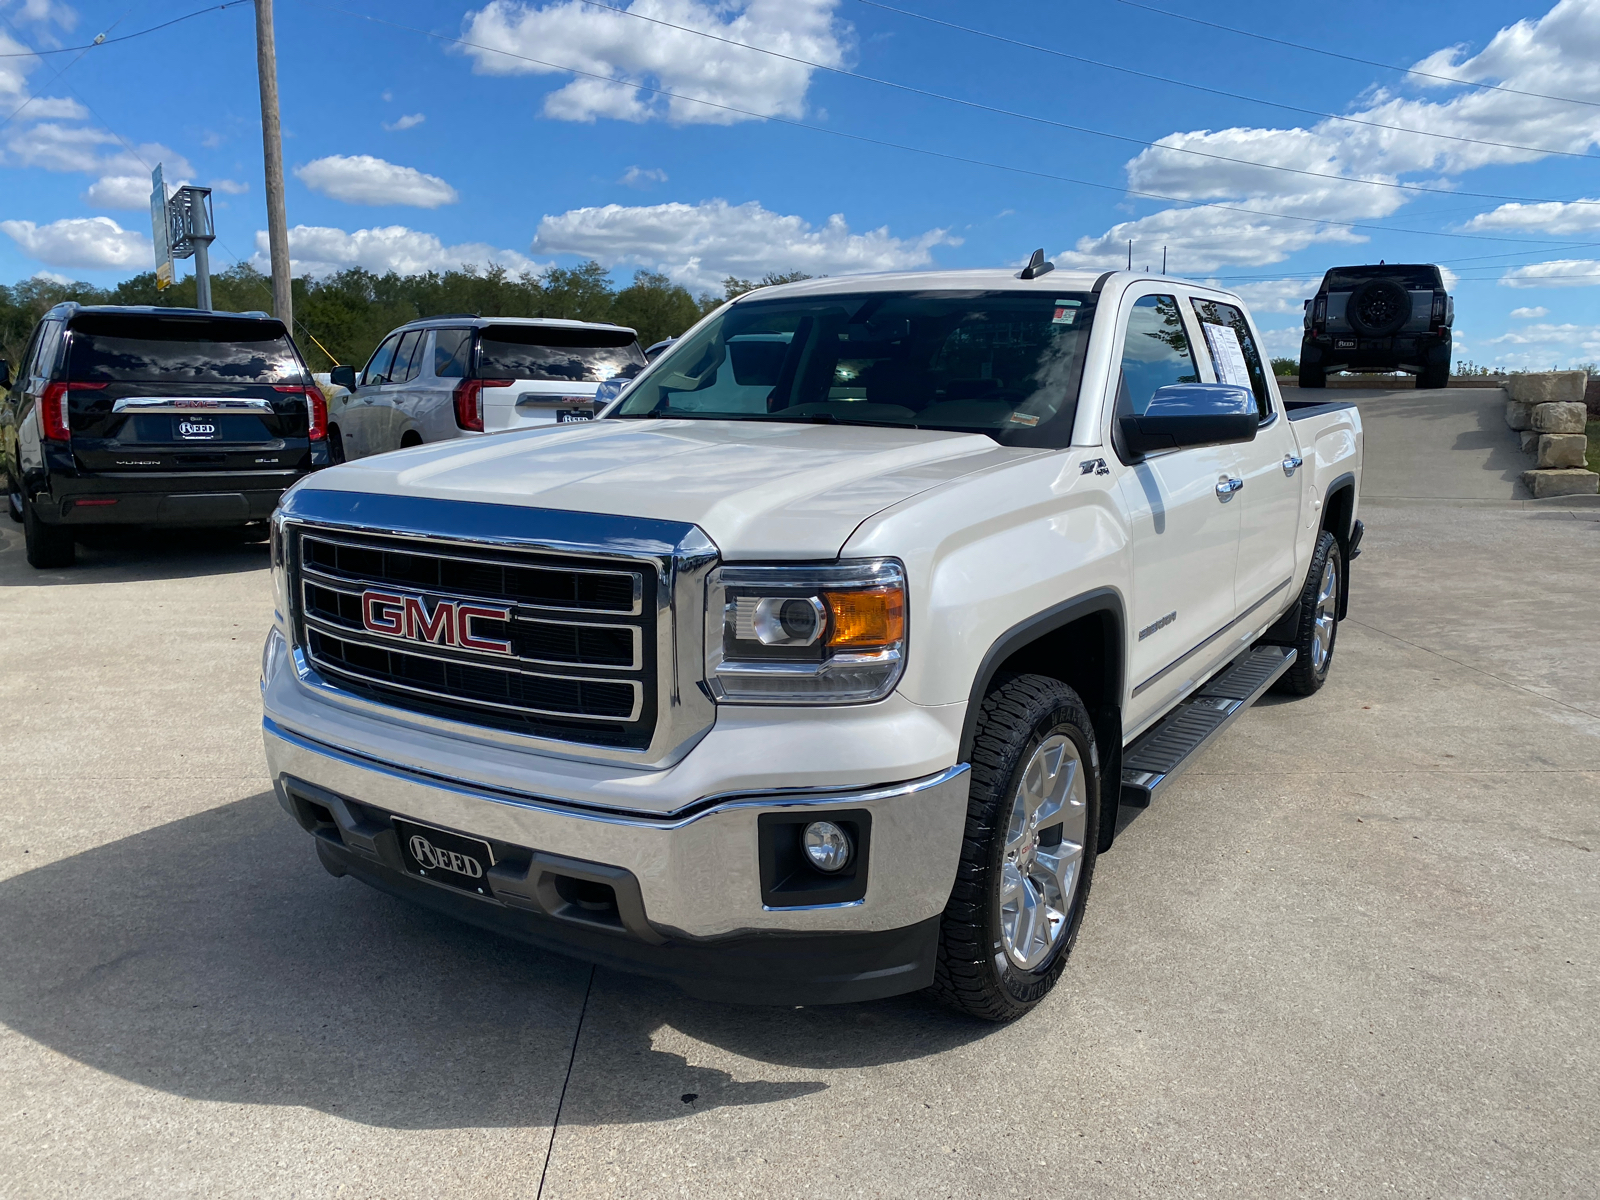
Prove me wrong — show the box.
[4,0,1600,368]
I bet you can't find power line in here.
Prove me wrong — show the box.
[1113,0,1600,111]
[858,0,1600,162]
[568,0,1600,209]
[308,2,1592,249]
[0,2,249,57]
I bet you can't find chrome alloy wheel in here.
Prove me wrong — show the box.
[998,734,1089,970]
[1312,556,1340,673]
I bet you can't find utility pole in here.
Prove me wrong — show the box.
[254,0,292,327]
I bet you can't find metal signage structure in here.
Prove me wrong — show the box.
[167,184,216,310]
[150,165,173,290]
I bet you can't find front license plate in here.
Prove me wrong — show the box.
[555,408,594,423]
[394,818,496,896]
[174,416,221,440]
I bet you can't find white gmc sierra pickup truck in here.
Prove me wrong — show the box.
[261,260,1363,1022]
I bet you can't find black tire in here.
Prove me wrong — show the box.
[932,674,1100,1022]
[1345,278,1411,337]
[1273,531,1343,696]
[1298,364,1326,389]
[400,430,423,448]
[22,489,74,568]
[327,424,347,465]
[234,522,270,544]
[1417,361,1449,389]
[5,470,22,524]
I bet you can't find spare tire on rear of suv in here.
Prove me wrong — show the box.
[1345,278,1411,337]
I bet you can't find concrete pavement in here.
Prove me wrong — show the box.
[1,390,1596,1197]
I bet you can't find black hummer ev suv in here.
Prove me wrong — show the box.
[2,304,330,568]
[1300,263,1454,389]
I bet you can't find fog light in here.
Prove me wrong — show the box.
[802,821,852,872]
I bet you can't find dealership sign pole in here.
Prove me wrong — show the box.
[167,185,216,311]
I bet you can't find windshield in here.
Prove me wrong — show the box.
[611,290,1098,443]
[477,325,647,382]
[66,315,304,383]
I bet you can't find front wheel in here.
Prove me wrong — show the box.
[22,489,74,568]
[932,674,1100,1022]
[1274,531,1342,696]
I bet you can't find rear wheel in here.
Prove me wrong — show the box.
[400,430,422,448]
[1274,531,1342,696]
[1417,361,1449,389]
[932,674,1099,1022]
[22,490,74,568]
[327,424,347,464]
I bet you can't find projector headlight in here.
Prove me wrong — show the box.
[705,559,906,704]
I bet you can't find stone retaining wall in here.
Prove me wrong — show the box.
[1504,371,1599,498]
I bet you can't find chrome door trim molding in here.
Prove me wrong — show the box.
[1132,577,1292,698]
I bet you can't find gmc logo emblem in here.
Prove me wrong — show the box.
[361,589,514,655]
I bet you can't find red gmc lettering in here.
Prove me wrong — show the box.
[457,604,514,655]
[404,596,456,646]
[361,591,405,636]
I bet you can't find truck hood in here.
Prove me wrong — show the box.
[305,418,1032,557]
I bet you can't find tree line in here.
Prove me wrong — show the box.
[0,263,812,375]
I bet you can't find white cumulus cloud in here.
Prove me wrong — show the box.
[82,173,151,210]
[250,224,539,277]
[620,165,667,187]
[1,216,150,268]
[383,113,426,131]
[1466,197,1600,234]
[1061,0,1600,273]
[1510,305,1549,317]
[459,0,846,125]
[1499,258,1600,287]
[533,198,958,292]
[211,178,249,195]
[294,155,459,208]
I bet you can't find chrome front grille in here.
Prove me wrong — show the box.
[291,528,658,748]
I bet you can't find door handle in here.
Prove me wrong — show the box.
[1215,476,1244,501]
[1282,454,1303,476]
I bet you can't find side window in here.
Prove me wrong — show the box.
[31,320,64,379]
[15,322,45,384]
[1115,294,1199,416]
[363,335,400,386]
[1191,298,1270,421]
[392,330,423,383]
[434,328,471,378]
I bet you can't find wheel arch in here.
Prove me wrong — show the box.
[1321,471,1356,618]
[959,588,1126,851]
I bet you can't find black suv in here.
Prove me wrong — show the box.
[1300,263,1454,389]
[2,304,330,568]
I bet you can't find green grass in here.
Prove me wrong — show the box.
[1588,420,1600,474]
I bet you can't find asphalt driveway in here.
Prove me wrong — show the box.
[1,388,1596,1198]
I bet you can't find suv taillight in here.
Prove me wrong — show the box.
[38,381,106,442]
[1312,296,1327,333]
[1431,291,1447,329]
[453,378,513,432]
[274,384,328,441]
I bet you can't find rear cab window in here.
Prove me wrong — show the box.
[476,325,646,382]
[1190,297,1272,421]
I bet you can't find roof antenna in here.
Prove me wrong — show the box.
[1019,248,1054,280]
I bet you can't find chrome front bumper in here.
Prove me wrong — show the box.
[263,717,969,941]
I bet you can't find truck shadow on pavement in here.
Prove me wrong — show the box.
[0,524,269,586]
[0,792,989,1129]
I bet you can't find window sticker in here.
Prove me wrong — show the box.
[1008,411,1041,426]
[1052,299,1081,326]
[1202,322,1253,389]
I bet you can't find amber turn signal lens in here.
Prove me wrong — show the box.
[823,587,905,649]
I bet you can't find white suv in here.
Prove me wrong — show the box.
[326,316,646,461]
